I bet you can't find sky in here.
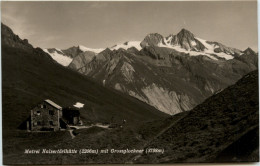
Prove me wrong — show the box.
[1,1,258,51]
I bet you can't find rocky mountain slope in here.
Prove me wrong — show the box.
[43,45,104,66]
[135,70,259,163]
[61,29,258,115]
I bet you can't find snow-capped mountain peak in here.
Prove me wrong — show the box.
[195,38,234,60]
[176,28,196,40]
[45,28,245,67]
[140,29,242,60]
[78,45,104,54]
[243,47,256,55]
[43,48,73,66]
[44,45,105,66]
[140,33,165,48]
[110,41,142,51]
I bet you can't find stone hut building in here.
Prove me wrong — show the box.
[30,99,62,131]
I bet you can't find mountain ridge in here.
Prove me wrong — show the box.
[68,36,257,114]
[43,28,256,67]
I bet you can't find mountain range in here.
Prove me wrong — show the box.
[1,22,258,164]
[44,28,257,115]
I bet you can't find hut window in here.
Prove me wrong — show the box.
[43,105,46,108]
[49,121,54,126]
[36,110,41,115]
[49,110,54,115]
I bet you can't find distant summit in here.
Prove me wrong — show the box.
[138,28,243,60]
[111,41,142,51]
[140,33,165,47]
[78,45,104,54]
[166,28,206,51]
[244,47,256,55]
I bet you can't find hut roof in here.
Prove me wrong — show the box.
[45,99,62,109]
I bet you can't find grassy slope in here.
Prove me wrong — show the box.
[135,70,259,163]
[2,45,168,164]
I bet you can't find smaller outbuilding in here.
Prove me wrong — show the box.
[62,107,82,125]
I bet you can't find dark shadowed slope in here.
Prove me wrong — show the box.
[135,70,259,163]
